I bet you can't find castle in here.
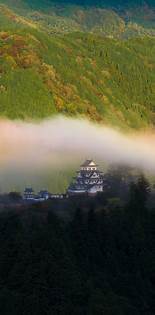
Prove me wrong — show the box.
[23,159,104,201]
[67,159,104,195]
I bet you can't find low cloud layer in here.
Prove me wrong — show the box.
[0,116,154,170]
[0,116,155,191]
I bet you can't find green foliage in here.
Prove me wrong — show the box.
[0,68,55,119]
[0,4,154,128]
[0,6,155,128]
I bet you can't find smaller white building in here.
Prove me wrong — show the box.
[50,194,64,199]
[38,190,50,200]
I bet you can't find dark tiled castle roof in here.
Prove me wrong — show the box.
[24,188,34,193]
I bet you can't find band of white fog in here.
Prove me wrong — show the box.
[0,116,154,173]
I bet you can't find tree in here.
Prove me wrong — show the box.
[127,174,150,220]
[8,192,22,202]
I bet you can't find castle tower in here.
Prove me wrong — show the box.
[23,187,35,200]
[68,159,104,195]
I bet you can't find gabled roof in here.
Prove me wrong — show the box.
[81,159,97,167]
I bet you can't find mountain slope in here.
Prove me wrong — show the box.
[1,0,155,37]
[0,5,155,129]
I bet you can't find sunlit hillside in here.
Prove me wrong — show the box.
[0,5,154,129]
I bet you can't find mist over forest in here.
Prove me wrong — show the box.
[0,0,155,314]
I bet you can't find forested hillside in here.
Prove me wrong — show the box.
[1,0,155,37]
[0,4,155,128]
[0,177,155,314]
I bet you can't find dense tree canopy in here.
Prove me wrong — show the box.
[0,177,155,314]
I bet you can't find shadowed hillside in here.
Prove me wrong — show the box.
[1,0,155,36]
[0,176,155,315]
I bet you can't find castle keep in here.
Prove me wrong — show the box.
[67,159,104,195]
